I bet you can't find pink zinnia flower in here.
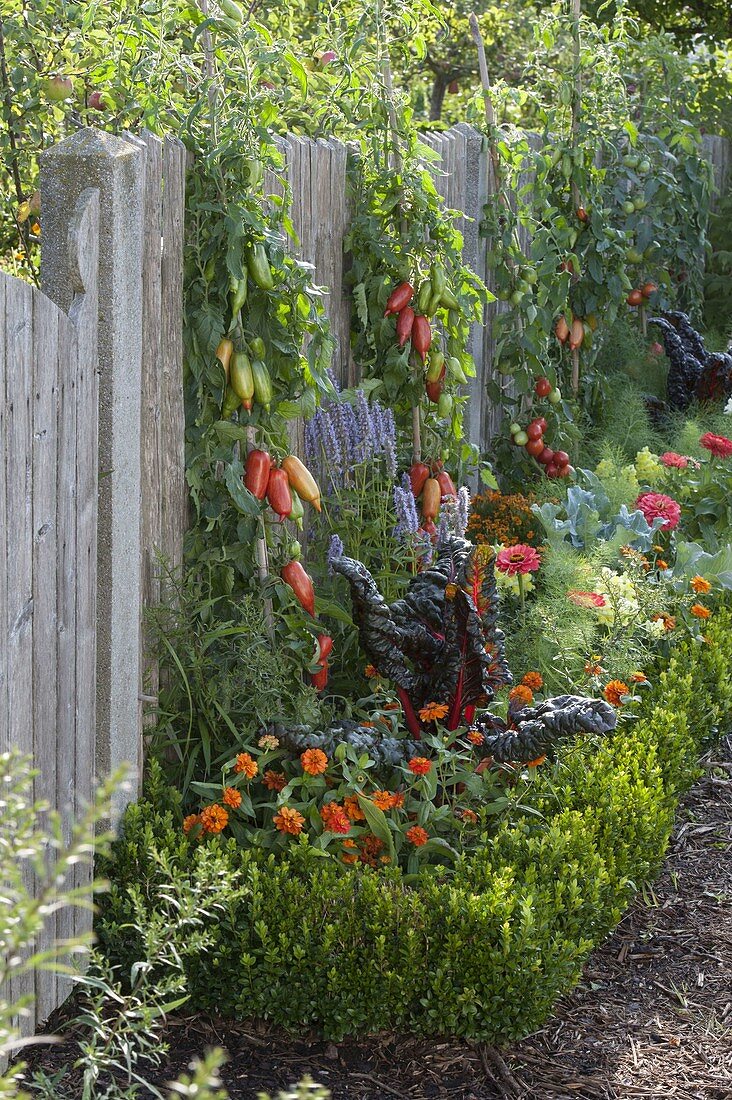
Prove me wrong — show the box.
[659,452,689,469]
[495,543,541,576]
[635,492,681,532]
[567,590,607,609]
[699,432,732,458]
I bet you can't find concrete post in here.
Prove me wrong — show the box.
[41,128,145,822]
[454,123,490,467]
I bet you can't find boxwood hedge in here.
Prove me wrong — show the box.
[97,606,732,1041]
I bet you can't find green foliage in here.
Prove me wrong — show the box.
[704,187,732,332]
[96,607,732,1042]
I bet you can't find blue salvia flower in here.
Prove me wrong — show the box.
[327,533,344,574]
[382,406,398,478]
[355,389,373,461]
[393,475,420,543]
[457,486,471,537]
[326,367,341,395]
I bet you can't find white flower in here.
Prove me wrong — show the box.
[643,617,666,640]
[725,396,732,416]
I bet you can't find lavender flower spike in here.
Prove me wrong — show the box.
[393,475,420,543]
[457,486,471,537]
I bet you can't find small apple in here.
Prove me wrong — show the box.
[547,388,562,405]
[87,90,109,110]
[44,75,74,102]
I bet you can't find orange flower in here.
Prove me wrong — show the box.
[200,804,228,834]
[343,794,366,822]
[371,790,396,811]
[383,701,400,711]
[359,720,376,728]
[652,612,676,632]
[263,769,287,792]
[509,684,533,707]
[525,755,547,767]
[521,671,543,690]
[183,813,201,836]
[690,602,711,619]
[258,734,280,750]
[389,790,405,809]
[406,825,429,847]
[300,748,328,775]
[342,853,358,865]
[630,671,647,683]
[358,834,384,867]
[603,680,630,707]
[222,786,242,809]
[320,802,351,834]
[460,808,478,824]
[584,661,602,676]
[467,729,484,746]
[342,838,357,849]
[408,756,432,776]
[364,664,379,678]
[656,559,669,571]
[234,752,258,779]
[690,575,711,594]
[418,702,450,722]
[273,806,305,835]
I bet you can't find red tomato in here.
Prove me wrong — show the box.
[526,437,545,457]
[537,446,554,465]
[527,423,543,441]
[534,376,552,398]
[554,450,570,467]
[545,463,560,478]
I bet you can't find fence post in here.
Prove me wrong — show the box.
[41,127,145,821]
[702,134,730,212]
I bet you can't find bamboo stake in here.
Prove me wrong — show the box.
[570,0,582,212]
[469,14,506,208]
[571,348,580,396]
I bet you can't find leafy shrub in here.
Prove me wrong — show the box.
[96,606,732,1042]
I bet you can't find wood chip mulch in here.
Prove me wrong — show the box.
[19,737,732,1099]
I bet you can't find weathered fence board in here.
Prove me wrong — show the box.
[703,133,731,211]
[1,188,100,1029]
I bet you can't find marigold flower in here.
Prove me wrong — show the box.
[660,451,689,469]
[521,671,543,690]
[389,790,405,810]
[234,752,258,779]
[273,805,305,835]
[406,825,429,847]
[690,575,711,594]
[200,803,228,834]
[656,559,669,571]
[495,543,541,576]
[364,664,379,678]
[603,680,630,707]
[691,603,711,619]
[526,755,547,767]
[358,834,384,866]
[630,671,647,683]
[408,756,432,776]
[222,786,242,809]
[418,701,450,722]
[183,813,201,836]
[258,734,280,750]
[652,612,676,632]
[635,492,681,531]
[699,432,732,458]
[320,802,351,834]
[343,794,366,821]
[300,748,328,775]
[263,769,287,792]
[467,729,484,746]
[509,684,534,707]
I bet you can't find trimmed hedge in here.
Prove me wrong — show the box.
[98,606,732,1041]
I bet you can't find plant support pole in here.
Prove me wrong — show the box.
[570,0,582,395]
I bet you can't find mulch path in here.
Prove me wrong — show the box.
[19,737,731,1099]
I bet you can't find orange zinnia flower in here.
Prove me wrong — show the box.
[656,559,668,571]
[342,853,358,865]
[390,790,405,810]
[525,755,547,767]
[364,664,379,678]
[300,748,328,775]
[584,661,602,676]
[603,680,629,707]
[383,701,400,711]
[182,813,201,836]
[200,804,228,834]
[406,825,429,847]
[320,802,351,834]
[263,769,287,792]
[273,806,305,835]
[467,729,484,746]
[521,671,543,690]
[509,684,533,706]
[234,752,258,779]
[371,790,396,811]
[408,756,432,776]
[690,575,711,594]
[690,603,711,619]
[630,671,647,683]
[652,612,676,632]
[343,794,366,821]
[418,702,450,722]
[460,808,478,824]
[222,786,242,809]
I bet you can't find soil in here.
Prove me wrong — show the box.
[18,736,731,1100]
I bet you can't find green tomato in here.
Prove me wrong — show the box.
[523,268,538,286]
[513,430,529,446]
[638,159,651,174]
[633,198,647,211]
[626,248,644,265]
[548,388,562,405]
[510,289,524,306]
[622,154,640,169]
[509,422,522,435]
[622,200,635,215]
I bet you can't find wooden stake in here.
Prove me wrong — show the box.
[570,0,582,211]
[571,348,580,396]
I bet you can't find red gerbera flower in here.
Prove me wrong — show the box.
[635,492,681,531]
[659,452,689,469]
[699,432,732,458]
[495,543,541,576]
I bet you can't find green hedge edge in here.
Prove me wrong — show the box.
[98,605,732,1042]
